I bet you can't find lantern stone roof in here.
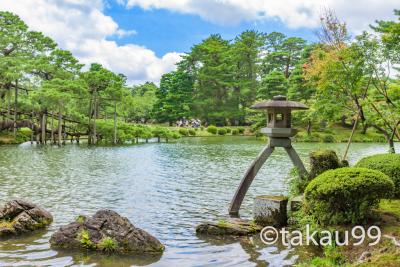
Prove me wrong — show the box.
[252,95,309,110]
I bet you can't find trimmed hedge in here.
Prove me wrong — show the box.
[178,128,189,136]
[231,129,239,135]
[188,129,196,136]
[217,128,227,135]
[304,167,394,225]
[207,125,217,135]
[356,154,400,198]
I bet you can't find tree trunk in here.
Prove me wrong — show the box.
[51,111,54,144]
[30,111,34,144]
[58,110,62,146]
[62,119,66,145]
[306,120,311,135]
[361,123,368,134]
[41,112,47,144]
[88,96,93,145]
[13,80,18,137]
[113,102,117,145]
[389,138,395,154]
[372,124,395,154]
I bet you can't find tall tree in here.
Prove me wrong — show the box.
[153,71,193,125]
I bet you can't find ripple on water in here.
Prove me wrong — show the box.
[0,138,398,266]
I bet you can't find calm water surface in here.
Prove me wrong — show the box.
[0,137,398,267]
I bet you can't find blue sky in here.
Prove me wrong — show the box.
[0,0,398,84]
[105,5,317,57]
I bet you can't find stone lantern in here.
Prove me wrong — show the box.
[229,95,309,215]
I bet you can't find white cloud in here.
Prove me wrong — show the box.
[122,0,398,33]
[0,0,181,84]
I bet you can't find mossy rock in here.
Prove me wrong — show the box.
[309,150,344,179]
[0,200,53,237]
[196,218,262,236]
[50,209,164,254]
[356,154,400,198]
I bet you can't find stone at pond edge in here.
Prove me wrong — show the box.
[0,199,53,237]
[50,209,164,254]
[253,195,288,227]
[196,218,263,236]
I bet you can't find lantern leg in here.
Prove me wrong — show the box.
[229,145,275,215]
[284,146,308,178]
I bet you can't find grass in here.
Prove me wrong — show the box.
[99,237,118,253]
[294,124,388,143]
[77,229,95,249]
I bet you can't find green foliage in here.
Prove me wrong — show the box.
[231,129,239,135]
[188,129,196,136]
[75,215,86,224]
[77,229,94,249]
[322,134,335,143]
[304,167,394,225]
[178,128,189,136]
[238,127,245,134]
[153,71,193,123]
[217,128,227,135]
[206,125,217,135]
[99,237,118,253]
[225,128,232,133]
[258,70,288,99]
[356,154,400,198]
[95,121,177,144]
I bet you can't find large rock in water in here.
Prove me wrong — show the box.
[50,209,164,254]
[0,199,53,236]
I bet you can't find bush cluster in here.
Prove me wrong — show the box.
[178,128,189,136]
[238,127,245,134]
[207,125,218,135]
[96,121,180,144]
[188,129,196,136]
[304,167,394,225]
[217,128,227,135]
[356,154,400,198]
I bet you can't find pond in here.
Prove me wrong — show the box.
[0,137,398,266]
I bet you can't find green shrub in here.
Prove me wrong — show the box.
[322,134,335,143]
[217,128,227,135]
[304,167,394,225]
[238,127,245,134]
[255,130,263,138]
[200,126,204,131]
[207,125,217,135]
[77,229,95,249]
[356,154,400,198]
[99,237,118,253]
[188,129,196,136]
[178,128,189,136]
[225,128,232,133]
[231,129,239,135]
[171,132,181,139]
